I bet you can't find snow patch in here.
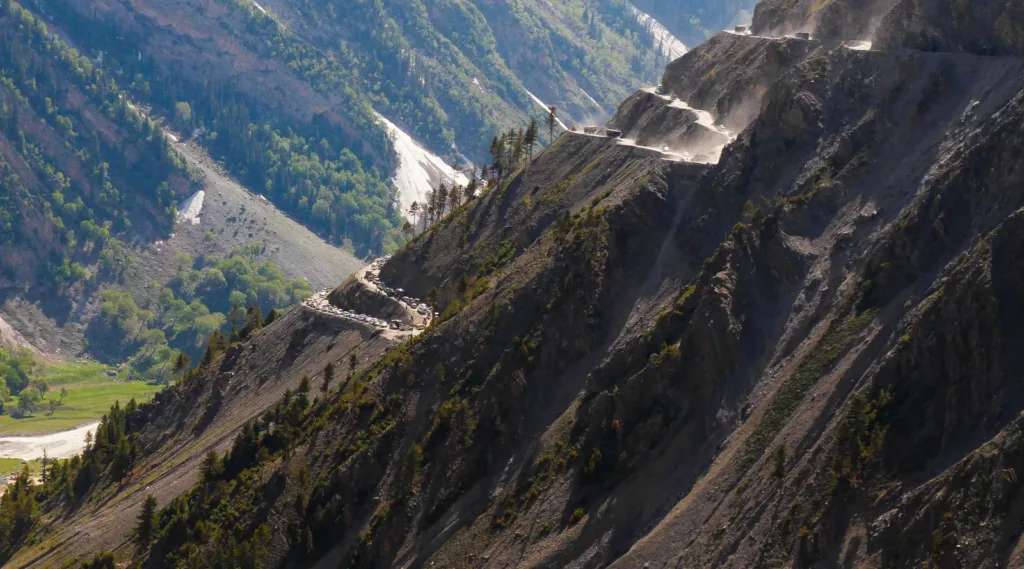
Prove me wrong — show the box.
[176,189,205,226]
[626,2,687,61]
[580,87,603,111]
[524,89,568,130]
[0,421,100,460]
[375,112,468,217]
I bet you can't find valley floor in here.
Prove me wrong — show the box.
[0,362,156,437]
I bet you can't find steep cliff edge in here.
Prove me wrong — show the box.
[10,1,1024,568]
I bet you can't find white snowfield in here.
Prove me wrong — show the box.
[375,112,469,217]
[525,89,569,131]
[627,1,687,61]
[176,189,205,225]
[0,421,99,461]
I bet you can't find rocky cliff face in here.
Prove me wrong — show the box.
[13,0,1024,567]
[875,0,1024,55]
[751,0,897,39]
[0,315,36,353]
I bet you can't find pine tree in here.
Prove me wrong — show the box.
[452,185,465,211]
[436,183,449,219]
[200,450,223,483]
[409,201,420,229]
[265,308,281,326]
[240,304,263,339]
[512,129,525,165]
[348,353,358,377]
[524,118,538,159]
[228,303,243,341]
[201,330,227,366]
[491,136,506,177]
[322,362,335,393]
[489,136,501,171]
[546,106,559,142]
[426,188,438,225]
[135,495,158,547]
[503,131,514,170]
[111,436,133,479]
[173,352,190,381]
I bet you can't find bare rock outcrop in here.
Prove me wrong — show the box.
[0,314,37,354]
[875,0,1024,55]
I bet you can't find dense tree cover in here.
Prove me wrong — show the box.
[0,0,193,286]
[0,347,34,397]
[43,1,406,255]
[0,308,277,564]
[28,0,704,257]
[136,374,318,566]
[92,245,311,382]
[0,348,55,417]
[0,398,143,564]
[0,465,38,560]
[275,0,673,157]
[117,332,420,567]
[172,86,402,254]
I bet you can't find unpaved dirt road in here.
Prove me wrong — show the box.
[301,259,433,340]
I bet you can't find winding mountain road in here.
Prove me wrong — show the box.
[301,258,434,340]
[569,30,877,166]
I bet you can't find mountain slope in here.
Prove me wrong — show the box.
[0,0,194,291]
[0,0,362,380]
[153,138,363,290]
[9,0,1024,567]
[32,0,753,250]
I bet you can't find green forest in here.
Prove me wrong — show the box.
[90,244,311,383]
[0,0,192,288]
[42,0,408,256]
[33,0,695,256]
[260,0,673,153]
[0,347,40,416]
[0,0,314,384]
[0,291,288,566]
[0,397,147,561]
